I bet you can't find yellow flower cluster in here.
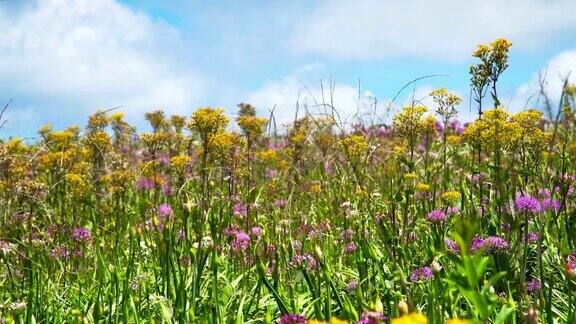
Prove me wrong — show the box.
[340,134,368,165]
[415,183,430,192]
[430,87,462,121]
[209,131,243,155]
[236,115,268,139]
[442,191,461,205]
[393,105,429,150]
[170,155,192,170]
[188,107,229,143]
[462,108,550,159]
[87,111,109,129]
[256,148,277,162]
[64,173,89,198]
[140,132,168,148]
[391,312,427,324]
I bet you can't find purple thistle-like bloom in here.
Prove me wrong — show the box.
[265,168,278,179]
[135,177,154,190]
[231,232,250,252]
[267,244,276,255]
[223,225,239,237]
[485,236,509,252]
[526,279,541,293]
[447,206,460,215]
[514,195,540,213]
[250,226,262,237]
[50,245,70,260]
[410,266,433,282]
[72,227,92,243]
[540,198,560,212]
[346,280,358,292]
[470,236,486,253]
[277,314,306,324]
[444,238,460,254]
[162,183,173,196]
[290,253,318,271]
[157,203,173,218]
[525,232,539,244]
[358,311,388,324]
[345,241,357,253]
[340,229,354,241]
[274,199,287,209]
[233,202,248,218]
[427,209,447,222]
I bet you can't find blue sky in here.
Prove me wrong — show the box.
[1,0,575,137]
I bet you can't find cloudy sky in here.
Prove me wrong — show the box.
[1,0,575,137]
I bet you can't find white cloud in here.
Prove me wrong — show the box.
[292,0,576,61]
[247,64,378,127]
[0,0,206,131]
[512,49,576,115]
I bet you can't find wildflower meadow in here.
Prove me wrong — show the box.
[1,38,576,324]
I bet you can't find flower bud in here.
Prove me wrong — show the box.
[398,300,409,315]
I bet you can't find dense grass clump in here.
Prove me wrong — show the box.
[1,39,576,323]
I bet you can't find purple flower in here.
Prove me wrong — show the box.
[410,266,433,282]
[525,232,539,244]
[290,253,318,271]
[514,195,540,213]
[345,241,357,253]
[223,225,239,237]
[233,202,247,218]
[72,227,92,243]
[346,280,358,292]
[540,198,560,212]
[427,209,447,222]
[162,183,173,196]
[277,314,306,324]
[526,279,541,293]
[135,177,154,190]
[231,232,250,252]
[447,206,460,215]
[340,229,354,241]
[265,168,278,179]
[158,203,173,218]
[250,226,262,237]
[274,199,287,209]
[50,245,70,260]
[444,238,460,254]
[470,236,486,253]
[359,311,388,324]
[485,236,509,252]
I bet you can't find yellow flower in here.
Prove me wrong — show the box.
[87,110,110,129]
[393,105,429,150]
[308,318,348,324]
[391,312,427,324]
[110,112,125,123]
[145,110,166,130]
[403,172,418,181]
[236,115,268,139]
[340,134,368,165]
[447,135,460,145]
[188,107,230,143]
[446,318,469,324]
[415,183,430,192]
[170,155,192,170]
[442,191,461,205]
[256,149,277,162]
